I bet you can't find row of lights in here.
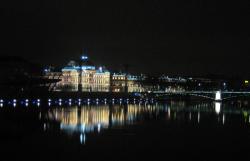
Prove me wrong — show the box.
[0,98,155,107]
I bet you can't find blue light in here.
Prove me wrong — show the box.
[13,99,17,103]
[80,133,86,144]
[99,67,103,72]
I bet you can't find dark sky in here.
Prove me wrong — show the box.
[0,0,249,76]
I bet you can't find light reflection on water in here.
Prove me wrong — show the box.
[46,104,163,134]
[42,101,250,144]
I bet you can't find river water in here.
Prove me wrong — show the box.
[1,100,250,160]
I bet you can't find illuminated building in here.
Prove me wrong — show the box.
[111,73,145,92]
[56,57,110,92]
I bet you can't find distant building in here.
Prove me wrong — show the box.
[111,73,145,92]
[45,56,149,93]
[56,58,110,92]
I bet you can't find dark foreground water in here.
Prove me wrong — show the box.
[1,100,250,161]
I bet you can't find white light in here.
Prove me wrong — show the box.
[13,99,17,103]
[0,103,3,107]
[215,91,221,101]
[25,103,29,107]
[48,102,51,106]
[81,56,88,60]
[37,99,40,102]
[198,112,200,123]
[43,123,46,130]
[37,102,40,107]
[98,123,101,133]
[48,99,52,102]
[59,102,62,106]
[215,102,221,114]
[25,99,29,102]
[13,103,16,107]
[0,99,3,103]
[99,67,103,72]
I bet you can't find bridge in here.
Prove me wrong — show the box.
[151,91,250,101]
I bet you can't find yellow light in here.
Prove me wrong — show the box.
[245,80,249,84]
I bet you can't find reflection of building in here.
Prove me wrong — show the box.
[46,104,162,134]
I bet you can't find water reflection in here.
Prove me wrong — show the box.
[40,101,250,144]
[46,104,164,135]
[215,102,221,114]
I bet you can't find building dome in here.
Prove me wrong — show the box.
[67,60,77,67]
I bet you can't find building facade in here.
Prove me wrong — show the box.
[54,58,110,92]
[111,73,145,92]
[45,56,147,93]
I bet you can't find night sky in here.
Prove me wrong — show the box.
[0,0,249,76]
